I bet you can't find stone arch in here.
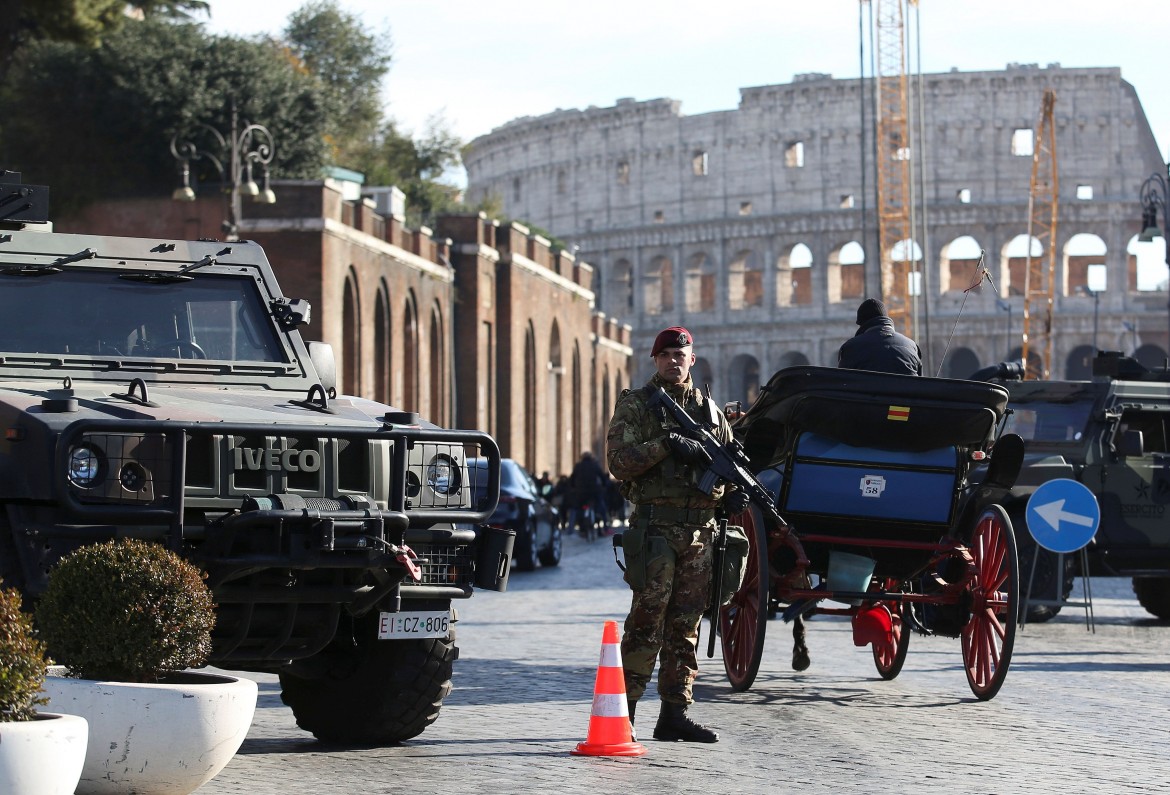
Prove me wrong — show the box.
[601,364,612,433]
[891,238,924,298]
[939,235,983,293]
[684,251,716,313]
[728,353,761,408]
[826,241,864,304]
[547,321,564,472]
[729,248,764,310]
[342,270,361,397]
[692,357,713,391]
[1002,235,1042,297]
[429,301,445,424]
[401,290,419,412]
[1066,344,1095,380]
[1127,234,1169,292]
[525,322,538,468]
[571,341,582,470]
[938,346,979,379]
[373,282,391,404]
[610,258,634,314]
[775,351,810,373]
[1063,233,1107,297]
[643,255,674,315]
[776,243,814,307]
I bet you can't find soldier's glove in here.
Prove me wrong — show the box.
[723,490,750,514]
[666,432,711,465]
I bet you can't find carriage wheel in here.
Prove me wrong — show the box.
[961,504,1018,701]
[720,506,769,692]
[872,580,910,680]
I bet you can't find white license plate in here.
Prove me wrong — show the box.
[376,610,451,640]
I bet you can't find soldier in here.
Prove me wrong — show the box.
[838,298,923,376]
[606,326,750,743]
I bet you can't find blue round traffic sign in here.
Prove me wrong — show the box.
[1025,478,1100,553]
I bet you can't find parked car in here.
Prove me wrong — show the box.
[469,458,561,571]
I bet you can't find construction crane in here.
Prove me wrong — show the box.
[869,0,916,340]
[1021,88,1058,380]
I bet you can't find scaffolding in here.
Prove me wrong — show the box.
[1021,88,1059,380]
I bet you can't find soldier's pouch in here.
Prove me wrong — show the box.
[715,525,751,606]
[617,521,675,591]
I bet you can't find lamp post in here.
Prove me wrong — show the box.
[169,99,276,242]
[996,299,1012,360]
[1138,164,1170,354]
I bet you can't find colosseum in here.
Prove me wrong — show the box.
[465,63,1169,408]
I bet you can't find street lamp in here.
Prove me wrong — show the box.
[1137,164,1169,354]
[996,299,1012,360]
[169,99,276,241]
[1078,262,1107,354]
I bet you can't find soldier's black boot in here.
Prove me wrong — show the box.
[652,701,719,743]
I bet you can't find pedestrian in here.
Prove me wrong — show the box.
[569,451,606,537]
[837,297,923,376]
[606,325,750,743]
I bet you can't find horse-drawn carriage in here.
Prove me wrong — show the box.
[717,366,1024,700]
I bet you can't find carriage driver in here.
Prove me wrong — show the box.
[606,326,750,743]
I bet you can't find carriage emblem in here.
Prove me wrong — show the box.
[886,405,910,422]
[860,475,886,498]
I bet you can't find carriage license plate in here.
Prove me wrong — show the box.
[377,610,451,640]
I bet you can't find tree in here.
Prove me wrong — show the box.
[0,0,209,80]
[281,0,391,167]
[0,17,328,215]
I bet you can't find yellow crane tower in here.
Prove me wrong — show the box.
[870,0,915,339]
[1021,89,1058,380]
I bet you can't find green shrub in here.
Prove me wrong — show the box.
[36,539,216,683]
[0,583,48,721]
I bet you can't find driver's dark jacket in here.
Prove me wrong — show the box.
[837,317,923,376]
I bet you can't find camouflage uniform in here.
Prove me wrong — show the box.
[607,373,734,705]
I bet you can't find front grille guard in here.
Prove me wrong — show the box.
[54,419,502,541]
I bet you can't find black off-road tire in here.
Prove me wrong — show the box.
[1014,517,1075,623]
[1132,577,1170,620]
[279,618,456,745]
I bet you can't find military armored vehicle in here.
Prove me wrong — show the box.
[984,352,1170,621]
[0,173,510,743]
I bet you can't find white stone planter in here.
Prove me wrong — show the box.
[42,668,257,795]
[0,711,88,795]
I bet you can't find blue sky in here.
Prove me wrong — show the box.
[203,1,1168,285]
[204,0,1169,162]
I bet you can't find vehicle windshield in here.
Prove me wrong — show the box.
[1004,398,1094,444]
[0,271,286,362]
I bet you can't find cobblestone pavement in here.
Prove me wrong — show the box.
[198,529,1170,794]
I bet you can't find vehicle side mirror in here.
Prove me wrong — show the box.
[1120,429,1144,457]
[308,341,336,394]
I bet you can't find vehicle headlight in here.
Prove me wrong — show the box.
[426,455,461,496]
[68,445,104,488]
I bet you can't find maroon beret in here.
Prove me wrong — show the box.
[651,326,693,357]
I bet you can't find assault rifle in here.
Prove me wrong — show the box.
[647,386,789,531]
[647,386,791,658]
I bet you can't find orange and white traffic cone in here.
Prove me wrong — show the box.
[571,620,647,757]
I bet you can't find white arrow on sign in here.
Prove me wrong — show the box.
[1033,498,1095,533]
